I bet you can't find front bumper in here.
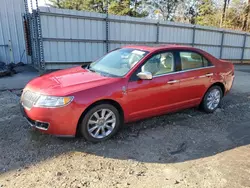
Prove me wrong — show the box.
[20,102,82,136]
[20,104,50,130]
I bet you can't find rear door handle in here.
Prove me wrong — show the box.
[205,73,213,77]
[199,73,214,78]
[167,80,180,84]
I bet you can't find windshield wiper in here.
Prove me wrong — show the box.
[85,65,97,73]
[88,68,96,72]
[85,66,117,77]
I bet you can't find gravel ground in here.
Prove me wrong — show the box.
[0,66,250,188]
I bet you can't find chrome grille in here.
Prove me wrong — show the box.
[21,91,40,110]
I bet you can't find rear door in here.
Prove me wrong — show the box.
[177,51,215,106]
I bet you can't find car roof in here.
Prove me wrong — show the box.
[123,45,199,52]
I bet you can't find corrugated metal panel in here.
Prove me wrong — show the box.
[195,45,221,58]
[0,0,27,64]
[159,26,193,43]
[43,41,105,63]
[244,49,250,59]
[40,8,106,40]
[109,42,151,51]
[46,63,80,70]
[224,33,244,47]
[40,7,106,64]
[109,15,157,42]
[195,30,221,45]
[245,36,250,48]
[222,48,242,59]
[0,19,8,63]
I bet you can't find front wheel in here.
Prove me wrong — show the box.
[80,104,121,142]
[201,86,223,113]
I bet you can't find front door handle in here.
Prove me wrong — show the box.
[167,80,180,84]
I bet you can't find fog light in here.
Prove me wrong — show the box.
[35,121,49,130]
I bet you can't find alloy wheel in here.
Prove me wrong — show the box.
[206,88,221,110]
[87,109,116,139]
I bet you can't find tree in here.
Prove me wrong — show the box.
[49,0,62,8]
[220,0,230,27]
[108,0,148,17]
[49,0,86,11]
[196,0,219,27]
[48,0,148,17]
[144,0,184,21]
[242,0,250,31]
[183,0,199,24]
[221,0,247,31]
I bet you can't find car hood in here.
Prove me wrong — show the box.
[26,66,119,96]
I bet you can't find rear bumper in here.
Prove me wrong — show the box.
[20,102,82,137]
[225,75,235,95]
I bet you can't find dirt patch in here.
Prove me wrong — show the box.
[0,90,250,188]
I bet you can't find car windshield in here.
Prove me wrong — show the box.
[87,48,149,77]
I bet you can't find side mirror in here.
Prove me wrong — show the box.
[137,72,153,80]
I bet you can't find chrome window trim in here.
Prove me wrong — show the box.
[153,65,215,78]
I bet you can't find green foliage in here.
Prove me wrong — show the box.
[196,0,220,27]
[48,0,250,32]
[109,0,148,17]
[194,0,249,31]
[48,0,148,17]
[144,0,184,21]
[182,0,199,24]
[81,0,107,13]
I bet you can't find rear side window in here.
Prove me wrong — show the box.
[180,52,211,71]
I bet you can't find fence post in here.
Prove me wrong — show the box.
[33,10,40,68]
[156,22,159,44]
[23,0,32,59]
[35,0,45,71]
[105,14,109,53]
[219,30,225,59]
[192,25,196,47]
[241,33,247,63]
[28,0,36,66]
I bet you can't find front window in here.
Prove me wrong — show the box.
[87,48,149,77]
[141,52,175,76]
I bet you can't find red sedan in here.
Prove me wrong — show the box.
[20,45,234,142]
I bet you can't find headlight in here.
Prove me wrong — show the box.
[34,95,74,108]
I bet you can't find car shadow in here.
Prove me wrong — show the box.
[1,92,250,174]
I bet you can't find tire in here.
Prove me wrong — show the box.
[201,85,223,113]
[80,104,121,142]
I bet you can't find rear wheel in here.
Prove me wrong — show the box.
[80,104,121,142]
[201,86,222,113]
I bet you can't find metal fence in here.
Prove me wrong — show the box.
[26,6,250,70]
[0,0,27,64]
[23,0,45,70]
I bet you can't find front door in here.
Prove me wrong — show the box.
[125,51,182,121]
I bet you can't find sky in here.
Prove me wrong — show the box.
[29,0,49,9]
[37,0,47,6]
